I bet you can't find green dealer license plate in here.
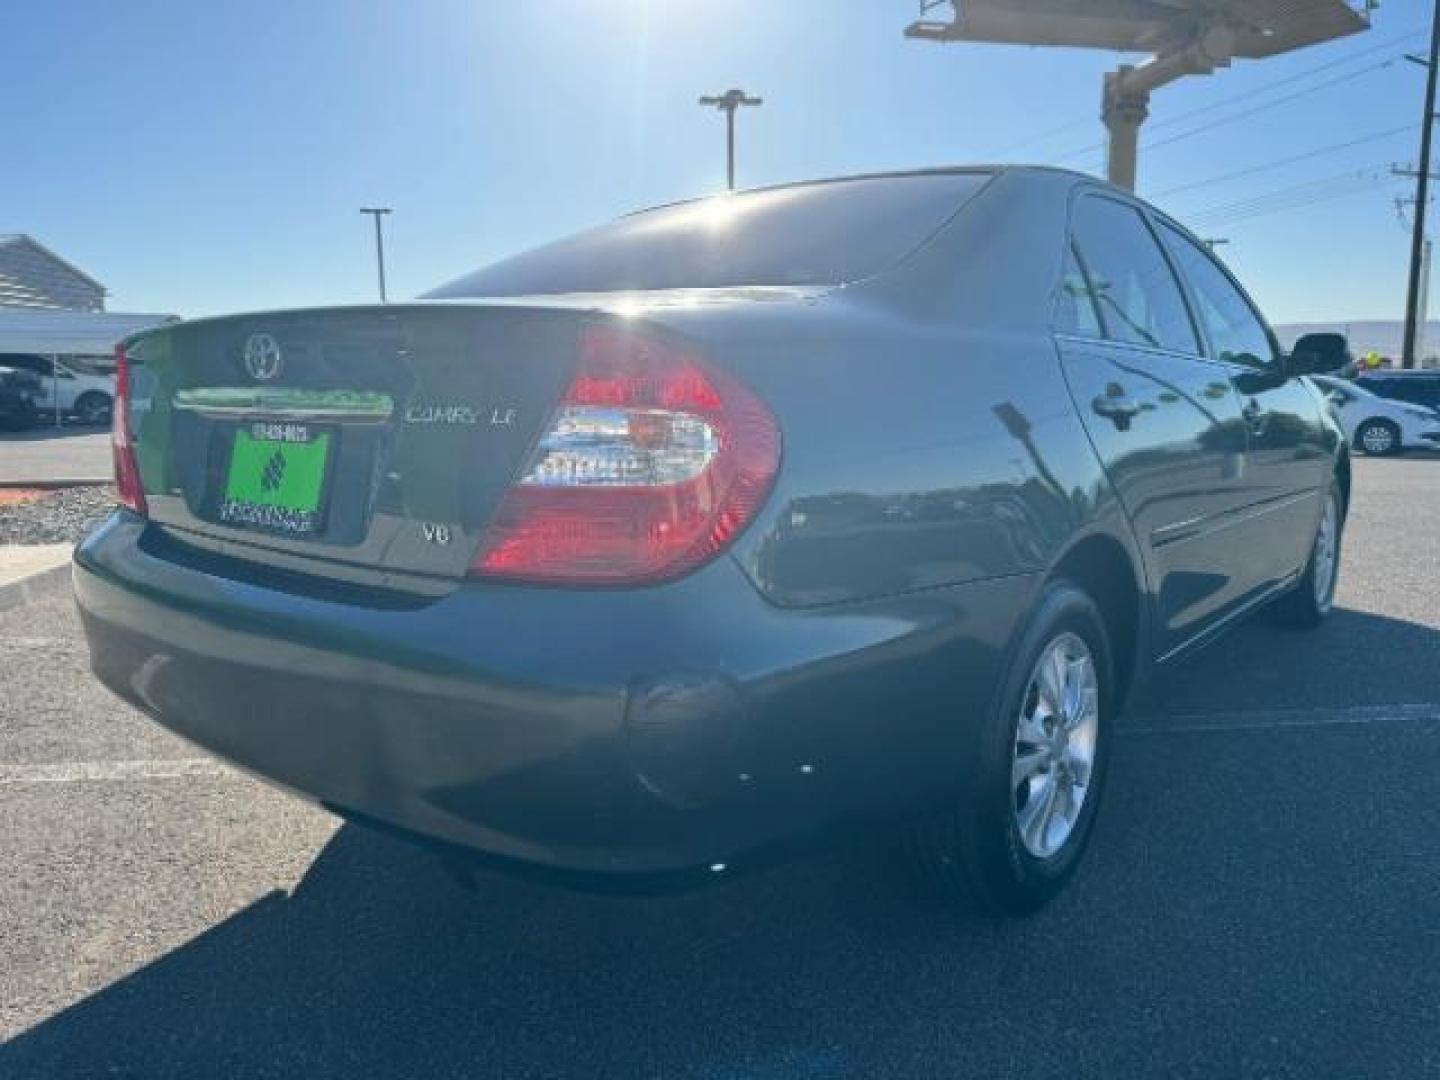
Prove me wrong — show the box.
[217,422,334,536]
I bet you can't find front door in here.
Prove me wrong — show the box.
[1155,220,1331,592]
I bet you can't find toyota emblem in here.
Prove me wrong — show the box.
[243,333,283,381]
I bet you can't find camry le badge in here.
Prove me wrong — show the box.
[243,333,283,381]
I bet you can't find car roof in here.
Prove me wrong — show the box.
[620,164,1094,219]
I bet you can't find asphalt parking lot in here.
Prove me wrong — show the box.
[1,457,1437,1078]
[0,429,111,484]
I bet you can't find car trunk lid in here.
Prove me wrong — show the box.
[124,304,582,582]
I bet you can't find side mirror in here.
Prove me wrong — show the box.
[1289,332,1353,376]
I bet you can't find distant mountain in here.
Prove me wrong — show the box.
[1274,320,1440,363]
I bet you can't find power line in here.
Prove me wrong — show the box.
[1187,166,1388,219]
[1199,177,1405,226]
[1051,55,1403,162]
[1148,124,1416,200]
[1183,166,1403,226]
[987,115,1094,157]
[988,26,1424,160]
[1144,59,1403,151]
[1143,29,1422,136]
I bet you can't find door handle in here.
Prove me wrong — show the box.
[1092,385,1142,430]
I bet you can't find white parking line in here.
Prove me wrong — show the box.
[1122,702,1440,735]
[0,758,233,785]
[0,636,75,649]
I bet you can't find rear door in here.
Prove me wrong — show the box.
[1155,220,1332,592]
[1055,193,1253,658]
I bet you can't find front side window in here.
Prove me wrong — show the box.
[0,355,48,376]
[1159,222,1277,369]
[1069,196,1197,355]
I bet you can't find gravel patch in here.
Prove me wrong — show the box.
[0,487,115,545]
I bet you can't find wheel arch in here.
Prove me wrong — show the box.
[1335,447,1352,518]
[1044,531,1144,714]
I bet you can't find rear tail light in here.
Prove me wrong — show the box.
[471,323,780,585]
[112,343,147,516]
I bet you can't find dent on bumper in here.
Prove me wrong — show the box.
[73,513,1034,877]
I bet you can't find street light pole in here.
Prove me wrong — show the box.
[698,89,762,190]
[1402,0,1440,369]
[359,207,392,303]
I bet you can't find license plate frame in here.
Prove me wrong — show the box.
[214,420,338,539]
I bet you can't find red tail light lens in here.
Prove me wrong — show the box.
[112,343,147,516]
[471,323,780,585]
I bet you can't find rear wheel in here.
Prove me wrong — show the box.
[0,397,37,432]
[909,581,1113,915]
[74,391,111,427]
[1270,480,1343,628]
[1356,418,1400,456]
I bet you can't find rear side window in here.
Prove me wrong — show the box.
[425,173,992,297]
[1055,244,1103,336]
[1159,222,1277,369]
[1366,377,1440,406]
[0,355,49,375]
[1069,197,1197,354]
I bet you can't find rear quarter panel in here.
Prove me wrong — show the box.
[719,307,1114,608]
[642,170,1128,611]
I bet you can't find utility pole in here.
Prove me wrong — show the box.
[359,207,392,303]
[697,89,762,190]
[1402,2,1440,368]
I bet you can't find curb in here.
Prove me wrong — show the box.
[0,479,111,490]
[0,562,71,614]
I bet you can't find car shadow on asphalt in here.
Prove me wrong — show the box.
[1130,604,1440,716]
[3,607,1439,1077]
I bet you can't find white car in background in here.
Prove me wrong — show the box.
[0,354,115,425]
[1311,374,1440,456]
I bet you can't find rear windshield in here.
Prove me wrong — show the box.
[424,172,991,298]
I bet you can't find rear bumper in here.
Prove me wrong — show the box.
[74,513,1033,880]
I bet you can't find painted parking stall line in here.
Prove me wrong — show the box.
[1121,702,1440,736]
[0,758,233,785]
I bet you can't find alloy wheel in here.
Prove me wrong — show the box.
[1360,422,1396,455]
[1312,491,1340,608]
[1011,632,1100,859]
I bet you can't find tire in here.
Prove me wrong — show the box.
[0,397,37,432]
[74,391,111,427]
[1269,479,1343,629]
[909,580,1114,915]
[1355,418,1401,456]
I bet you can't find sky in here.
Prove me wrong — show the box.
[1,0,1433,324]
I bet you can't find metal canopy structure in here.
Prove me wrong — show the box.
[0,309,177,356]
[907,0,1372,189]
